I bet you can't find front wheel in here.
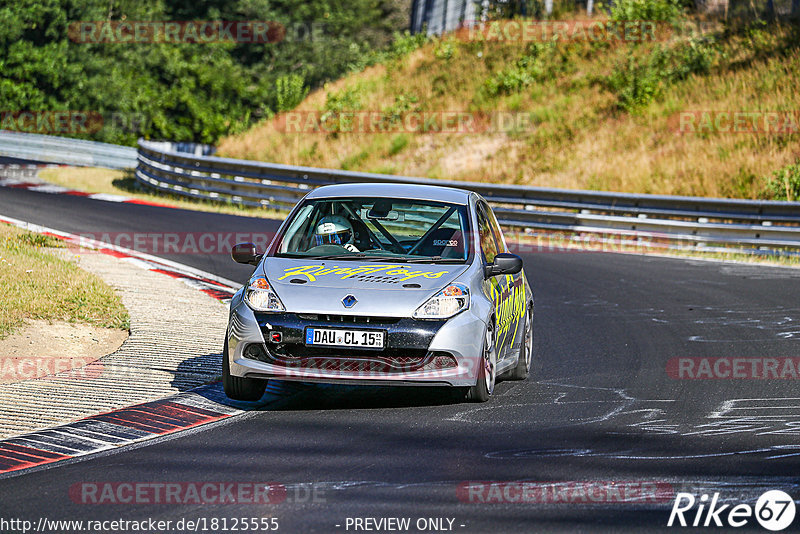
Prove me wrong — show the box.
[222,338,267,401]
[463,322,496,403]
[509,305,533,380]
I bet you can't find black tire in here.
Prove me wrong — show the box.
[464,321,496,403]
[222,338,267,401]
[509,305,533,380]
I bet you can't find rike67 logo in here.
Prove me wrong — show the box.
[668,490,796,531]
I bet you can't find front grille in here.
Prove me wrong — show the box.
[274,356,424,374]
[295,314,400,324]
[244,343,429,372]
[274,345,429,370]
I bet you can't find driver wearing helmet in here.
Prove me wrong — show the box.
[314,215,360,252]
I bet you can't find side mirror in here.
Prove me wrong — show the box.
[231,243,262,266]
[484,252,523,278]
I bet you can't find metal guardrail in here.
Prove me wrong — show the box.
[0,130,137,169]
[136,139,800,252]
[2,130,795,253]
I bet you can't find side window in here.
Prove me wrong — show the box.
[477,205,498,264]
[486,205,507,253]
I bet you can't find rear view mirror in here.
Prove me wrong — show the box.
[366,209,401,221]
[484,252,523,278]
[231,243,262,266]
[367,199,393,219]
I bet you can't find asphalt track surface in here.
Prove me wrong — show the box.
[1,185,800,533]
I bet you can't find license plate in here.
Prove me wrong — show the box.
[305,328,385,348]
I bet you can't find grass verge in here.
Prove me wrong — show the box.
[0,224,130,339]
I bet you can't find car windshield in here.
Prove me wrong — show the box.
[274,197,470,262]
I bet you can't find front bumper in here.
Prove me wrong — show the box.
[226,296,485,387]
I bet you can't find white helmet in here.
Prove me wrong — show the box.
[314,215,354,247]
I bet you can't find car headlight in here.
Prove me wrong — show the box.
[244,276,285,312]
[413,283,469,319]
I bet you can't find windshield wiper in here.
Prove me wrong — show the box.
[305,253,407,262]
[405,257,464,263]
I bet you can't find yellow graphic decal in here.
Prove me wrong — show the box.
[494,275,527,350]
[508,276,526,348]
[278,264,449,282]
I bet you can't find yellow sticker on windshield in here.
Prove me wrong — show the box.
[278,265,449,282]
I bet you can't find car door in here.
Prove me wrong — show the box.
[476,202,513,362]
[486,203,527,361]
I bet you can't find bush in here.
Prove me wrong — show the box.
[385,30,430,61]
[607,51,669,111]
[324,85,363,114]
[387,134,410,156]
[484,60,538,96]
[382,93,420,127]
[607,37,717,111]
[670,37,717,79]
[482,43,554,97]
[610,0,685,24]
[320,84,365,134]
[765,163,800,201]
[275,75,309,112]
[434,38,458,61]
[340,150,369,170]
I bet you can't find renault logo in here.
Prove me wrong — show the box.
[342,295,357,308]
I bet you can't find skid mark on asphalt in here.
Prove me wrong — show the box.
[685,398,800,437]
[591,395,800,439]
[717,263,800,279]
[683,305,800,342]
[478,391,800,462]
[484,444,800,461]
[446,381,644,426]
[452,373,800,459]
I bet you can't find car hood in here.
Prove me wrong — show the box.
[263,257,469,316]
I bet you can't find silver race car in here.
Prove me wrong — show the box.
[224,183,534,402]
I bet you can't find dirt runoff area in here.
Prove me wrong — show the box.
[0,320,127,383]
